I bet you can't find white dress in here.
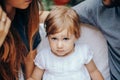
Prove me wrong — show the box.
[34,44,93,80]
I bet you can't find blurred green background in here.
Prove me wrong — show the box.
[42,0,84,10]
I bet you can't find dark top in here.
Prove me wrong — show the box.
[13,11,41,51]
[0,10,40,79]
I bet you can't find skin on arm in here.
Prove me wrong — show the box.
[24,49,38,79]
[85,60,104,80]
[39,11,49,23]
[0,6,11,47]
[27,66,44,80]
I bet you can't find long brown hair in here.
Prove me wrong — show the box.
[0,0,43,80]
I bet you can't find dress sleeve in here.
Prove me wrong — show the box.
[72,0,99,25]
[83,45,94,64]
[34,50,45,69]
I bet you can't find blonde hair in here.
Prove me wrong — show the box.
[45,6,81,39]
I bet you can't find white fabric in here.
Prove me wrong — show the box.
[18,68,24,80]
[37,23,110,80]
[35,44,93,80]
[76,24,110,80]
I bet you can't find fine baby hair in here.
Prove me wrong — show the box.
[44,6,81,39]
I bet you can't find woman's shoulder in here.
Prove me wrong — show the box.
[39,11,49,23]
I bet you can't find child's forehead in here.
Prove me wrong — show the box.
[50,29,74,37]
[56,25,74,33]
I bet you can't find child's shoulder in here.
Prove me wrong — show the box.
[37,47,51,56]
[75,43,92,55]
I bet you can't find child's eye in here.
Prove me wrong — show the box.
[63,38,69,40]
[51,37,57,40]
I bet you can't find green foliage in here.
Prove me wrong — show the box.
[42,0,84,11]
[42,0,54,11]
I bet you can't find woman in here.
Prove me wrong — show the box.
[0,0,43,80]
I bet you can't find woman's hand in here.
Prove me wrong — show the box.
[0,6,11,47]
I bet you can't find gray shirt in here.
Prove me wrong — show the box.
[73,0,120,80]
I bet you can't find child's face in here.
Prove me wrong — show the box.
[48,29,77,57]
[6,0,32,9]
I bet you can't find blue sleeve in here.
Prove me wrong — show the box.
[72,0,100,26]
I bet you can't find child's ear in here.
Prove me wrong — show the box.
[74,37,78,42]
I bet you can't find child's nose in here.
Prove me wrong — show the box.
[57,41,63,48]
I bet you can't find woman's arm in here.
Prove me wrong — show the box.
[85,60,104,80]
[27,66,44,80]
[0,6,11,47]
